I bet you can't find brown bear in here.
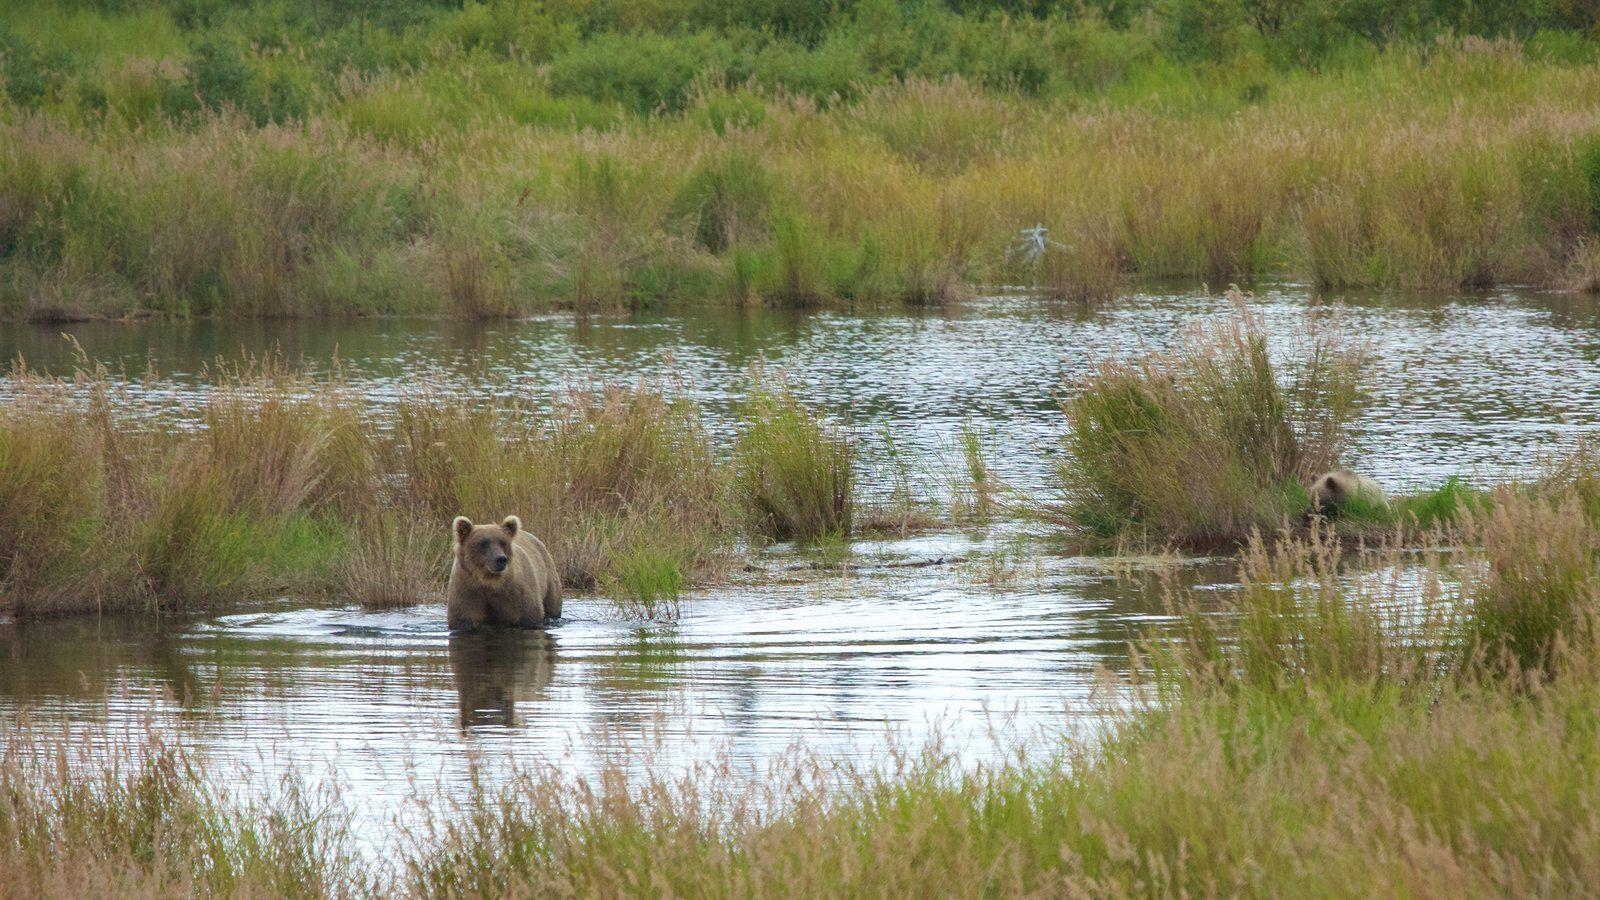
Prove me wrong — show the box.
[1307,470,1391,516]
[446,515,562,631]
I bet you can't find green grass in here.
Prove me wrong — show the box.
[733,377,854,543]
[1394,477,1483,528]
[600,543,687,622]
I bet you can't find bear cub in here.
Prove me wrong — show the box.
[1307,470,1390,517]
[447,515,562,631]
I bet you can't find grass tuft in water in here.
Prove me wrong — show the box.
[1058,293,1368,549]
[733,376,853,543]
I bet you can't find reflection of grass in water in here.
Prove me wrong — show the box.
[598,626,688,688]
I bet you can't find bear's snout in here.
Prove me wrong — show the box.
[491,554,509,573]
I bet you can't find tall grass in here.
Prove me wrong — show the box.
[336,511,445,609]
[732,379,854,542]
[1458,481,1600,679]
[0,359,737,619]
[0,723,368,897]
[396,381,732,591]
[6,27,1600,317]
[1059,296,1368,548]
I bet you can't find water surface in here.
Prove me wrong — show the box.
[3,284,1598,836]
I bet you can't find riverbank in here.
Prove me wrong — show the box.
[6,3,1600,318]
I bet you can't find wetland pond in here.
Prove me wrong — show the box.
[4,284,1600,841]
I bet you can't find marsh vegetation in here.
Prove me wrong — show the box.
[9,475,1600,894]
[3,290,1600,897]
[6,2,1600,318]
[0,297,1564,618]
[6,2,1600,894]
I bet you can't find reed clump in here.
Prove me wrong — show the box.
[1456,479,1600,680]
[1059,296,1368,549]
[396,381,732,592]
[336,511,446,610]
[733,379,854,543]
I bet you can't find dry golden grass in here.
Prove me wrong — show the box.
[0,360,739,618]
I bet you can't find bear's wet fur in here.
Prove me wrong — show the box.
[446,515,562,631]
[1307,470,1391,517]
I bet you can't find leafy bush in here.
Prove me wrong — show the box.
[548,32,729,114]
[671,150,776,253]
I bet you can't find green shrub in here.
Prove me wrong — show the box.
[671,150,775,253]
[600,541,686,621]
[548,32,729,114]
[0,26,77,107]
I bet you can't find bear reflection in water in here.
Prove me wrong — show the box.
[447,628,557,730]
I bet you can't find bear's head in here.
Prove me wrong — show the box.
[453,515,522,582]
[1309,473,1346,510]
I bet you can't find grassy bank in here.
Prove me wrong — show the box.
[7,472,1600,896]
[5,2,1600,318]
[0,355,862,619]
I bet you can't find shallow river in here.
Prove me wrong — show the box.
[3,284,1599,837]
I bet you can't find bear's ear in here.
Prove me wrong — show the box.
[453,516,474,543]
[501,515,521,537]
